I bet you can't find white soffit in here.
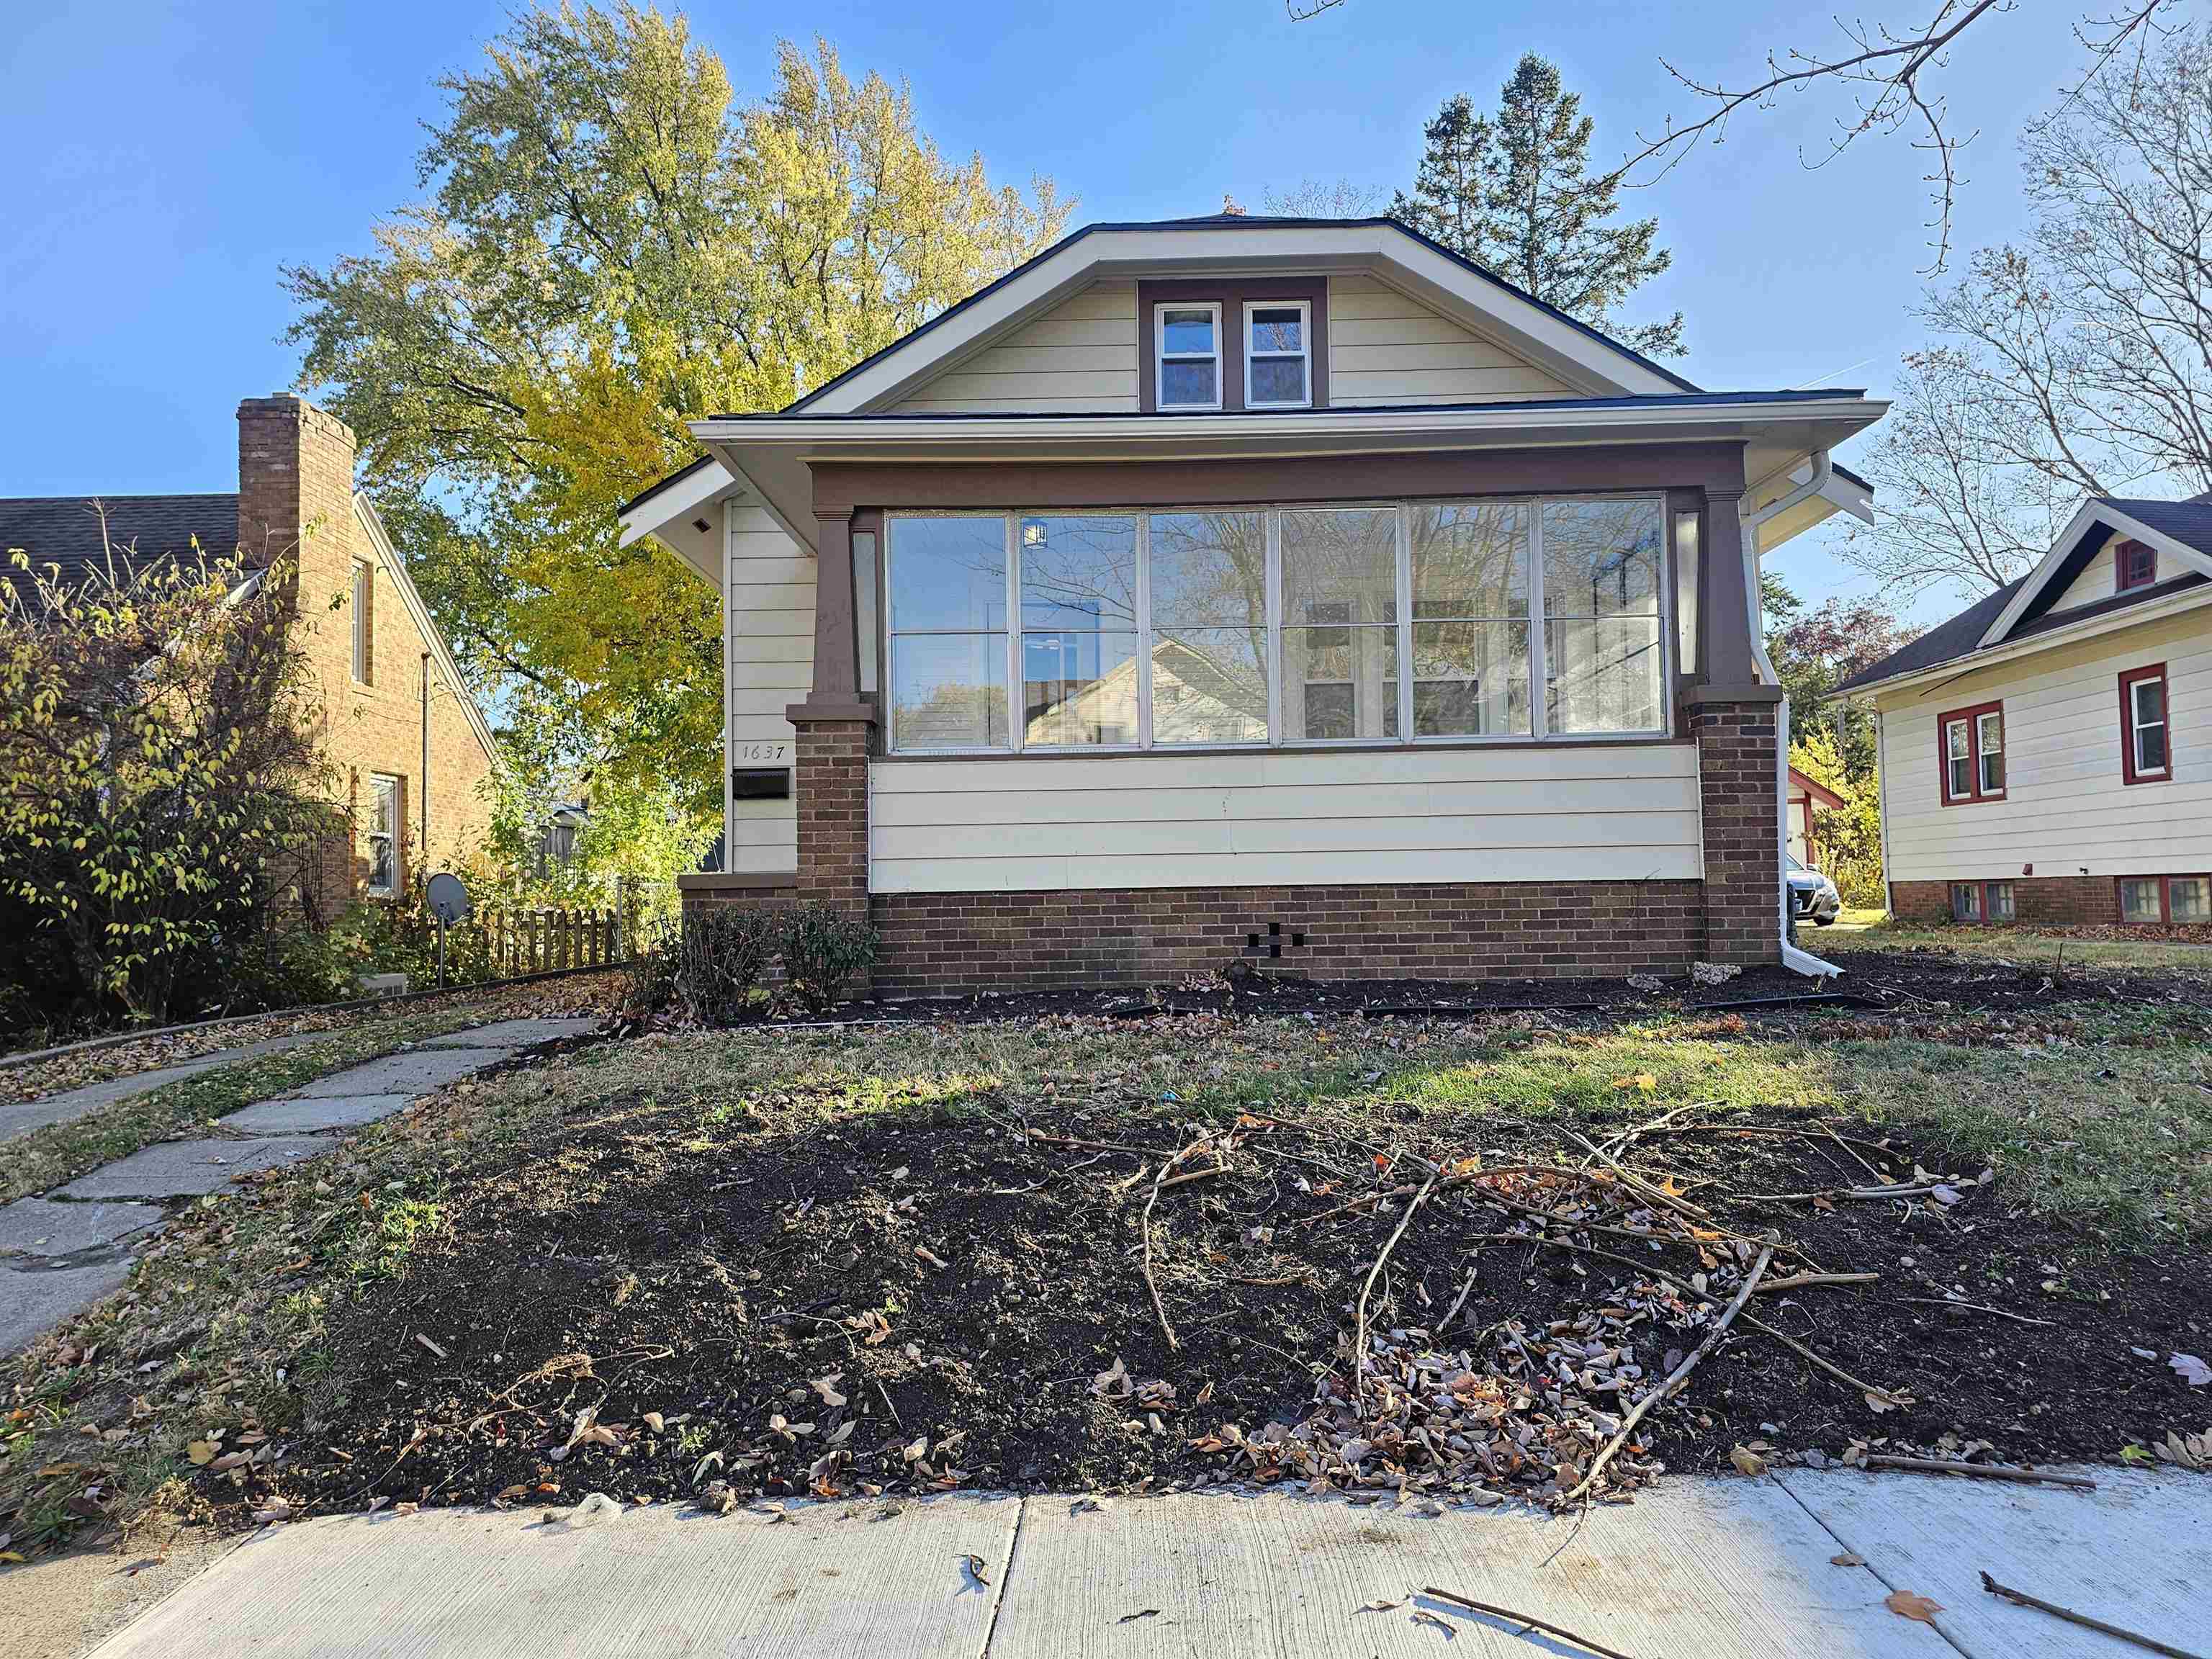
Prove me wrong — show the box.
[1750,459,1874,554]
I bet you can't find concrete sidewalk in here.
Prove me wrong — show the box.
[17,1465,2200,1659]
[0,1017,600,1355]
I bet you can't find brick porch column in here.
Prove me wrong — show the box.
[788,507,877,922]
[1689,692,1784,966]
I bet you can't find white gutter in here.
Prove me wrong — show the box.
[1739,449,1840,978]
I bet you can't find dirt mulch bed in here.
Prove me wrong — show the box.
[274,1073,2212,1519]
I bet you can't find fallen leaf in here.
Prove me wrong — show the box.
[1356,1597,1406,1614]
[1730,1445,1768,1477]
[961,1552,991,1586]
[1830,1552,1866,1567]
[642,1412,665,1434]
[1885,1590,1944,1624]
[1410,1608,1458,1640]
[185,1442,216,1467]
[811,1373,848,1408]
[2170,1353,2211,1388]
[1091,1357,1131,1398]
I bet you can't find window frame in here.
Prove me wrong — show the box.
[365,773,400,899]
[2116,538,2157,593]
[1936,698,2005,805]
[1241,300,1312,410]
[880,493,1675,756]
[1948,879,2015,925]
[2117,873,2211,926]
[1154,302,1223,413]
[2119,662,2170,786]
[350,559,373,685]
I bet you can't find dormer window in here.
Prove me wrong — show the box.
[1244,302,1310,408]
[1156,304,1221,410]
[2117,539,2156,592]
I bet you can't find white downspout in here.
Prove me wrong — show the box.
[1740,451,1840,979]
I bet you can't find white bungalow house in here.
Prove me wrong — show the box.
[620,215,1883,992]
[1838,494,2211,927]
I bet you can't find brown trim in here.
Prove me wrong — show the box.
[2116,872,2210,925]
[1936,698,2005,805]
[676,870,797,892]
[1948,878,2015,924]
[2118,662,2169,786]
[813,441,1748,516]
[788,698,879,724]
[2116,538,2157,593]
[1138,277,1328,413]
[1683,681,1784,706]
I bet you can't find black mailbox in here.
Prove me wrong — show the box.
[732,767,791,800]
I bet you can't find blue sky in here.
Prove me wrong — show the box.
[0,0,2105,621]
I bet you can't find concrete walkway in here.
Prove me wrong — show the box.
[0,1017,598,1355]
[25,1465,2202,1658]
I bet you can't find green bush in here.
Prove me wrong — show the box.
[673,907,780,1023]
[778,906,877,1015]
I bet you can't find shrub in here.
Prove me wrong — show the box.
[778,906,877,1015]
[674,906,781,1024]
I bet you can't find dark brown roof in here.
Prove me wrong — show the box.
[0,493,240,594]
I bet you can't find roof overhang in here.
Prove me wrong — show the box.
[1748,457,1874,554]
[788,220,1700,417]
[675,395,1885,559]
[1979,497,2212,647]
[1847,578,2212,701]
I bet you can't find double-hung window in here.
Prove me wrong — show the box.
[1938,701,2005,804]
[882,495,1673,754]
[887,515,1010,751]
[367,774,400,897]
[1156,305,1221,410]
[2120,663,2169,784]
[1244,302,1310,408]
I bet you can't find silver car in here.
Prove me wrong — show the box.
[1787,854,1841,925]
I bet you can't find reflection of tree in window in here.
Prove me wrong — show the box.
[1281,508,1398,741]
[1411,501,1531,736]
[1541,499,1663,733]
[1148,511,1269,743]
[1019,516,1138,746]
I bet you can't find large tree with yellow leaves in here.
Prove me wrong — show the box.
[287,4,1071,815]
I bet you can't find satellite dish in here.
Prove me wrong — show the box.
[426,871,471,925]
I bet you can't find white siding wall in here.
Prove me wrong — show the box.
[869,745,1701,893]
[891,282,1139,413]
[724,502,814,873]
[1876,606,2211,882]
[1328,274,1576,407]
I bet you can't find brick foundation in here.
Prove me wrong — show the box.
[866,881,1704,996]
[1690,698,1783,966]
[1889,875,2120,927]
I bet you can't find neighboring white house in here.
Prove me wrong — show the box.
[1838,494,2212,927]
[619,214,1884,991]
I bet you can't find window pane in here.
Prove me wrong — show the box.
[1018,516,1136,629]
[1976,710,2002,754]
[1149,629,1268,743]
[1547,613,1663,734]
[1952,883,1982,921]
[1249,307,1303,353]
[2170,877,2210,922]
[889,516,1005,631]
[1412,619,1531,736]
[1150,511,1267,628]
[1411,500,1529,619]
[891,634,1007,750]
[1160,359,1217,406]
[1282,508,1398,626]
[1946,720,1969,761]
[1023,631,1139,746]
[1161,309,1215,354]
[1282,625,1397,741]
[1988,882,2015,922]
[2120,878,2163,923]
[1248,356,1307,404]
[1542,498,1663,619]
[1979,748,2005,795]
[1949,755,1972,799]
[2131,678,2164,725]
[2139,719,2168,773]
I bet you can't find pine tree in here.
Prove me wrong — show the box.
[1392,55,1685,358]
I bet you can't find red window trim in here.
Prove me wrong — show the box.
[1936,698,2006,805]
[2115,539,2157,593]
[2118,662,2169,786]
[2116,873,2211,926]
[1949,879,2015,925]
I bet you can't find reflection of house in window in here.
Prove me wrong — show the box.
[1038,636,1270,747]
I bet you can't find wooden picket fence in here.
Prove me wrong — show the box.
[467,907,633,979]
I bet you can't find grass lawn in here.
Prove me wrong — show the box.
[6,953,2208,1557]
[1822,912,2212,978]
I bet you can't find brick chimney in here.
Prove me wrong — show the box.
[237,395,359,598]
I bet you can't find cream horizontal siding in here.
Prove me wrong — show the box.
[868,745,1701,893]
[892,282,1139,413]
[1876,605,2212,883]
[1328,274,1575,406]
[724,502,814,873]
[2046,534,2121,615]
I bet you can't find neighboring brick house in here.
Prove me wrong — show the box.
[621,215,1887,989]
[0,395,500,920]
[1839,493,2211,929]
